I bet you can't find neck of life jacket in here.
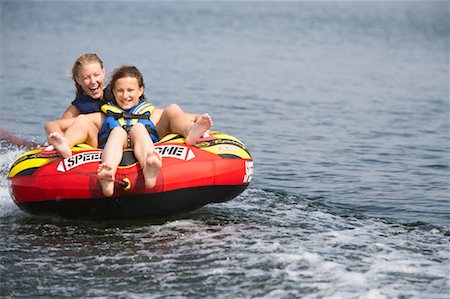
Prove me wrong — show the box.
[71,85,113,113]
[98,100,159,148]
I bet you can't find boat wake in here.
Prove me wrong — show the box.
[1,141,449,298]
[0,143,26,218]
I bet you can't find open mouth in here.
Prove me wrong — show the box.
[88,85,102,97]
[89,85,100,93]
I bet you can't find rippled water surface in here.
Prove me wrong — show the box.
[1,1,449,298]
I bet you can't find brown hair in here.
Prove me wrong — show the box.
[110,65,146,100]
[71,53,104,96]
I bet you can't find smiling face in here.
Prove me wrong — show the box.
[75,62,105,99]
[112,76,144,111]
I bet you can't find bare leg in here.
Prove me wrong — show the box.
[185,113,213,145]
[44,118,76,136]
[45,112,105,147]
[156,104,212,144]
[63,113,102,148]
[142,151,162,189]
[47,132,72,158]
[97,163,115,197]
[47,114,103,157]
[155,104,191,138]
[130,123,162,189]
[97,127,127,197]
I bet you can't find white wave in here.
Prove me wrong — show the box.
[0,148,25,218]
[0,187,20,218]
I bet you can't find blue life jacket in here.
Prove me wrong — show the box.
[70,85,113,113]
[97,101,159,148]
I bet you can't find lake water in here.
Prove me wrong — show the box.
[1,1,449,298]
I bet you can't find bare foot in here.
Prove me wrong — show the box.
[97,163,115,197]
[185,113,213,145]
[142,151,162,189]
[47,132,72,158]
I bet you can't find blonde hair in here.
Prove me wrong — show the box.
[71,53,104,96]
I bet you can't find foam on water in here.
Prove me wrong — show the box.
[0,146,25,218]
[1,141,449,298]
[0,176,449,297]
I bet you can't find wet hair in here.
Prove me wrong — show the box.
[110,65,146,100]
[71,53,104,96]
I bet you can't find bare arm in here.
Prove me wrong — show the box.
[61,104,81,119]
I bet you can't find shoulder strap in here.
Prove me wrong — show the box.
[100,102,123,115]
[131,102,156,116]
